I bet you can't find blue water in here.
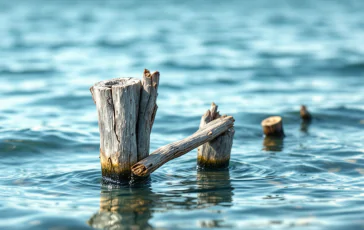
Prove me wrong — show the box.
[1,0,364,229]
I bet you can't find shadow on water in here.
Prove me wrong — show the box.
[262,136,284,152]
[197,169,234,208]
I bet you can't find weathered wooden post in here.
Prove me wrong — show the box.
[197,103,235,169]
[137,70,159,161]
[90,69,159,182]
[131,115,235,177]
[300,105,312,121]
[261,116,285,137]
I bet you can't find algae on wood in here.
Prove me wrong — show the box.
[91,77,141,181]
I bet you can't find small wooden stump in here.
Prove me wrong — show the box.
[90,70,160,183]
[261,116,285,137]
[131,115,235,177]
[300,105,312,121]
[197,103,234,169]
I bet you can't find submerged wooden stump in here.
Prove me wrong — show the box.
[261,116,285,137]
[197,103,234,169]
[90,70,160,182]
[131,115,235,177]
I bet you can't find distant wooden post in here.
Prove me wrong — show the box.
[261,116,285,137]
[300,105,312,121]
[90,70,159,182]
[131,115,235,177]
[197,103,234,169]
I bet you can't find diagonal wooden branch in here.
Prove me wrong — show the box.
[131,115,235,177]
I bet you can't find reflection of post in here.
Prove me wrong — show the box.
[88,186,154,230]
[300,120,311,133]
[263,136,284,152]
[197,170,233,208]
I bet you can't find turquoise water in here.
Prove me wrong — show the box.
[1,0,364,229]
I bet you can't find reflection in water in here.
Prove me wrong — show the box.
[300,120,312,133]
[89,171,234,229]
[88,181,154,230]
[263,136,284,152]
[197,169,234,208]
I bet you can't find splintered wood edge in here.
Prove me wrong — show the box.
[92,77,141,89]
[131,163,148,177]
[261,116,282,127]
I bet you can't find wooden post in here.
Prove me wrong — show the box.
[90,78,141,182]
[300,105,312,121]
[90,69,160,183]
[197,103,234,169]
[261,116,285,137]
[131,115,235,177]
[137,70,159,161]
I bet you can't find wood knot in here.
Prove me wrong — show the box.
[207,130,213,135]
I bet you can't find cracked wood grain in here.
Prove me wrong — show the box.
[91,78,141,181]
[137,69,160,161]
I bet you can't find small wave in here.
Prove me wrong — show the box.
[0,68,57,76]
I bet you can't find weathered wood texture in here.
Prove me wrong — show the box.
[90,78,141,181]
[131,115,235,177]
[300,105,312,121]
[197,103,235,169]
[261,116,285,137]
[137,69,160,161]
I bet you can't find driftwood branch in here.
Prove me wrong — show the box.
[131,115,235,177]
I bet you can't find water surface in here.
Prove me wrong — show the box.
[1,0,364,229]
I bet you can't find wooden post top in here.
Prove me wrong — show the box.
[261,116,282,127]
[92,77,141,89]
